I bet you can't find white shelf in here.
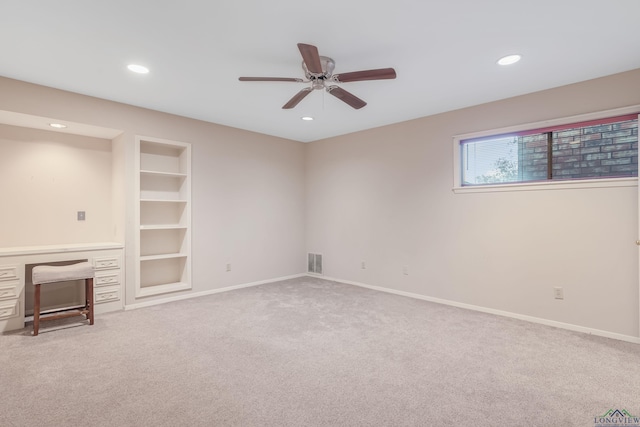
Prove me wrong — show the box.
[140,253,187,262]
[136,136,191,298]
[137,282,191,298]
[140,224,187,230]
[140,169,187,178]
[140,198,187,203]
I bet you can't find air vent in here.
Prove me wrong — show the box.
[308,253,323,275]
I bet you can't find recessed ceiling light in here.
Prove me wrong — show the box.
[497,54,522,66]
[127,64,149,74]
[301,116,314,121]
[49,123,67,129]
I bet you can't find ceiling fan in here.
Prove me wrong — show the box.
[239,43,396,110]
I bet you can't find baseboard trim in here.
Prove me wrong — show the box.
[125,273,307,311]
[318,275,640,345]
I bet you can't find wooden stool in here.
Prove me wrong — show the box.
[32,261,95,336]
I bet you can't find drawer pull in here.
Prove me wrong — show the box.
[96,291,117,303]
[94,258,119,269]
[0,309,10,316]
[0,267,17,281]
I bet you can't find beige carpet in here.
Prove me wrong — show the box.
[1,276,639,426]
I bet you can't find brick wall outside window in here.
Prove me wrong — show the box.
[519,118,638,181]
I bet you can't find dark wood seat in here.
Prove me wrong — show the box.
[32,262,95,336]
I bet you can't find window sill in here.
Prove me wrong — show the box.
[452,177,637,194]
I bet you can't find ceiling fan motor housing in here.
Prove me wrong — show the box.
[303,56,335,89]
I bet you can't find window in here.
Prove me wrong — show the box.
[457,112,638,188]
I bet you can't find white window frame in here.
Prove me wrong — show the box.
[452,105,640,194]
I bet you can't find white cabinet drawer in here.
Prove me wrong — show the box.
[0,265,18,281]
[0,299,19,320]
[95,287,119,304]
[95,272,120,287]
[93,257,119,270]
[0,283,18,300]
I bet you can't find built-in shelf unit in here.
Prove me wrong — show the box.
[135,136,191,298]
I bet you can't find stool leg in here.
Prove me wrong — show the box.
[33,284,41,336]
[86,278,94,326]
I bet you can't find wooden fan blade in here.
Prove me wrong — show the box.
[239,77,303,82]
[327,86,366,109]
[334,68,397,83]
[282,88,313,109]
[297,43,323,74]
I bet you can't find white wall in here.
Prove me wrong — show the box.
[191,134,306,290]
[0,77,307,307]
[306,69,640,339]
[0,124,113,246]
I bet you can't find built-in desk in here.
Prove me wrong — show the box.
[0,242,124,333]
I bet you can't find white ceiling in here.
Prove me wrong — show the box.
[1,1,639,143]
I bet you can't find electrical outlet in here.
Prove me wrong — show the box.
[361,261,366,269]
[403,266,409,275]
[554,287,564,300]
[77,211,85,221]
[226,263,231,272]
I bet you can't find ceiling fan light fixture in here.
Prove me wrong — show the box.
[497,54,522,66]
[127,64,150,74]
